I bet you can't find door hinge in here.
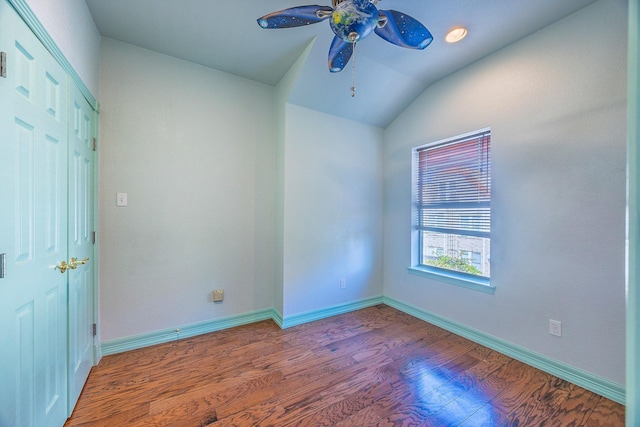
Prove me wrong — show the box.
[91,231,97,244]
[92,138,97,151]
[92,323,97,336]
[1,52,7,78]
[0,253,6,279]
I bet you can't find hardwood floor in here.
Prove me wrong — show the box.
[64,305,624,426]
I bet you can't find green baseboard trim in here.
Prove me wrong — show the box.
[101,297,385,356]
[383,297,625,405]
[93,342,103,365]
[280,296,385,329]
[272,309,284,328]
[100,297,623,405]
[101,308,275,356]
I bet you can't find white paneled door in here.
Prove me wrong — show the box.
[0,1,95,426]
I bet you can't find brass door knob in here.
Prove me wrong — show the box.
[55,260,69,273]
[55,257,89,273]
[70,257,90,269]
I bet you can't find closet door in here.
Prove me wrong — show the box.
[67,83,95,412]
[0,1,69,426]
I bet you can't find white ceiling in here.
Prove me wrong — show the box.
[85,0,598,127]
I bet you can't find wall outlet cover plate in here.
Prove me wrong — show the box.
[213,289,224,302]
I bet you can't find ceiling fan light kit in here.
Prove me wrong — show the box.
[445,27,468,43]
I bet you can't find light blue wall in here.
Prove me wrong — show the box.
[282,104,384,318]
[273,42,314,317]
[383,0,627,386]
[98,36,384,341]
[98,38,276,341]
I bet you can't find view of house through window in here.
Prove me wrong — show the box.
[414,129,491,279]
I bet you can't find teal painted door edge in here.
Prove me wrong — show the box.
[627,0,640,424]
[5,0,99,112]
[383,297,625,405]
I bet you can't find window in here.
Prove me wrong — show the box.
[410,129,492,291]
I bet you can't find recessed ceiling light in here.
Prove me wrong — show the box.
[445,27,468,43]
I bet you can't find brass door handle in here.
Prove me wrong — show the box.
[55,260,70,273]
[70,257,90,268]
[55,257,90,273]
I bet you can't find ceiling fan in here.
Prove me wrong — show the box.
[257,0,433,73]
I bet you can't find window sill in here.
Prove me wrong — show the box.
[407,266,496,295]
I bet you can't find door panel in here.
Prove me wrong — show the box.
[0,1,69,426]
[67,83,95,412]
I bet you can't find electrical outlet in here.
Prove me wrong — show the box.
[340,278,346,289]
[213,289,224,302]
[549,319,562,337]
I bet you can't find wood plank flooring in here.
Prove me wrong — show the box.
[64,305,624,426]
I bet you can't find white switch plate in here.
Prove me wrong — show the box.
[213,289,224,302]
[116,192,128,207]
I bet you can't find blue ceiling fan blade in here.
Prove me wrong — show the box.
[328,35,354,72]
[257,5,333,29]
[375,10,433,50]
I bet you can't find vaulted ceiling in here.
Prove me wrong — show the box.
[85,0,598,127]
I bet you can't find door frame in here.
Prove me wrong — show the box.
[91,108,101,364]
[628,0,639,425]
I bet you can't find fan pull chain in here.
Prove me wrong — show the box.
[351,42,357,98]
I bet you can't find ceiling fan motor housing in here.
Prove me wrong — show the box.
[330,0,379,43]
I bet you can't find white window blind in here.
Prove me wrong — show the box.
[416,130,491,239]
[413,129,491,279]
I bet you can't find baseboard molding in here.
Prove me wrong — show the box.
[280,296,385,329]
[271,309,284,328]
[93,342,103,365]
[101,308,275,356]
[383,296,626,405]
[100,296,624,405]
[100,298,384,356]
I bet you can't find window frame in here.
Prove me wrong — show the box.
[408,128,495,294]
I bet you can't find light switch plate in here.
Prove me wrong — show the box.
[116,192,128,207]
